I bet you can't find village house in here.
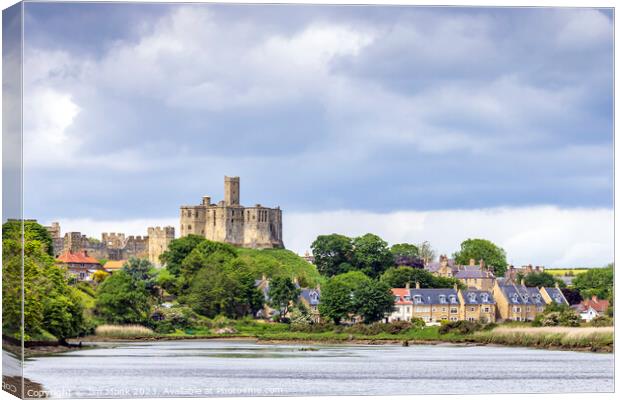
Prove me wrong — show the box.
[56,250,104,281]
[503,264,545,284]
[388,283,496,324]
[573,296,610,322]
[299,287,321,322]
[388,286,413,322]
[458,289,496,322]
[102,260,127,273]
[427,256,496,291]
[493,280,568,321]
[409,283,461,323]
[454,260,495,291]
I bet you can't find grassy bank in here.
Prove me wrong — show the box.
[78,321,613,353]
[471,326,614,352]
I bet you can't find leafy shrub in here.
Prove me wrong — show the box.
[291,322,337,333]
[590,315,613,327]
[410,317,426,329]
[439,320,482,335]
[150,306,200,333]
[76,281,97,296]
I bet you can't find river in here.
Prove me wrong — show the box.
[20,340,613,397]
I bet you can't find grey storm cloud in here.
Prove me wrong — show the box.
[19,3,612,222]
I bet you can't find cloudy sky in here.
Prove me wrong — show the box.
[16,3,613,267]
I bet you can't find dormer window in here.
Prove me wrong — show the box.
[523,294,529,303]
[481,293,489,302]
[511,293,519,302]
[449,295,457,304]
[413,295,422,304]
[468,293,476,302]
[439,295,446,304]
[404,295,411,301]
[394,296,401,302]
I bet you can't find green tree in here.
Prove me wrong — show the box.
[3,220,85,341]
[523,272,564,288]
[268,276,301,320]
[96,270,152,324]
[2,219,54,256]
[453,238,508,277]
[390,243,419,259]
[318,271,372,324]
[311,234,354,277]
[572,264,614,300]
[318,279,353,325]
[183,256,263,319]
[159,234,205,276]
[351,233,394,278]
[351,280,395,324]
[380,266,462,289]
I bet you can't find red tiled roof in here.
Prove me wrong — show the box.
[581,297,610,313]
[57,251,101,265]
[392,288,413,305]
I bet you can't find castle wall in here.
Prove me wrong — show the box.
[48,222,174,265]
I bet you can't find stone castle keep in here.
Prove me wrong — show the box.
[180,176,284,249]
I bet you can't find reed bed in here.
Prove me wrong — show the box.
[95,324,155,338]
[473,326,613,351]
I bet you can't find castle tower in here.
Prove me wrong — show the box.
[147,226,175,267]
[224,176,240,206]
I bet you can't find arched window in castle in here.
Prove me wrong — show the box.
[188,225,192,231]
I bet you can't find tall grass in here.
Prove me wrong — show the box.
[95,325,155,338]
[473,326,613,351]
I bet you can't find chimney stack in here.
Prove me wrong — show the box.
[469,258,475,266]
[479,259,485,270]
[405,282,410,290]
[415,281,420,289]
[453,282,458,291]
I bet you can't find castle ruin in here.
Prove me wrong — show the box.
[179,176,284,249]
[46,223,175,267]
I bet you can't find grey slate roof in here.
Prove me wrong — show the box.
[454,269,494,279]
[462,290,495,305]
[498,283,545,305]
[409,288,460,305]
[544,287,567,305]
[300,288,320,306]
[425,259,456,272]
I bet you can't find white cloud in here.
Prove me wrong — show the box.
[47,206,612,269]
[284,206,613,268]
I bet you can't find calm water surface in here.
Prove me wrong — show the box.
[22,340,613,398]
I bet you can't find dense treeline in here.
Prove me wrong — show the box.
[2,221,614,340]
[2,220,87,341]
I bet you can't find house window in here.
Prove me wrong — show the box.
[483,307,490,313]
[450,317,458,321]
[513,307,521,313]
[468,317,475,322]
[470,307,475,312]
[450,308,458,314]
[442,307,447,312]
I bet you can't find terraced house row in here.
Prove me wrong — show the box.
[389,280,568,324]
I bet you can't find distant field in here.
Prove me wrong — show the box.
[545,269,589,276]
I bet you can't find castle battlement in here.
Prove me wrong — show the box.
[179,176,283,249]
